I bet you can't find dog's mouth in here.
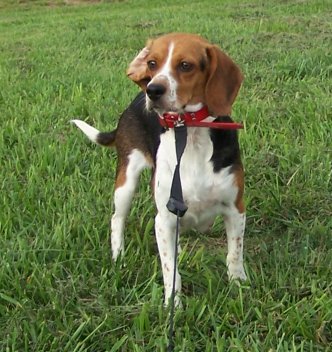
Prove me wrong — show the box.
[147,102,183,116]
[145,92,196,117]
[156,108,185,118]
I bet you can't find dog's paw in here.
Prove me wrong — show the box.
[227,264,247,281]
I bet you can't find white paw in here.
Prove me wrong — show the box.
[112,246,124,262]
[227,264,247,281]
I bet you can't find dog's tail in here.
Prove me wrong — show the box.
[71,119,116,147]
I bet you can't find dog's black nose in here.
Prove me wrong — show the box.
[146,84,166,101]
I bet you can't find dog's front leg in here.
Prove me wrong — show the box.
[224,208,247,281]
[155,212,182,306]
[154,135,182,306]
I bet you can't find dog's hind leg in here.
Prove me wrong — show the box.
[111,148,152,261]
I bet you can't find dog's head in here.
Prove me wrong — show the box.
[127,33,243,116]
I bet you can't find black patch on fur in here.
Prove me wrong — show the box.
[115,91,164,162]
[97,131,117,146]
[209,116,241,172]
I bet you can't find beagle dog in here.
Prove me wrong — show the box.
[72,33,247,306]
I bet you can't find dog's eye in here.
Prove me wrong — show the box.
[179,61,193,72]
[147,60,157,71]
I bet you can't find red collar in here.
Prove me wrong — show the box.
[159,106,243,130]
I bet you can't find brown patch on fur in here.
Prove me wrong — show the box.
[144,153,154,168]
[236,236,243,248]
[205,45,243,116]
[127,45,152,89]
[233,166,245,214]
[115,157,128,189]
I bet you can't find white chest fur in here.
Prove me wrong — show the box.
[154,127,238,230]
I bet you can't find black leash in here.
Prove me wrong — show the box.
[167,212,181,352]
[166,123,188,352]
[161,114,243,350]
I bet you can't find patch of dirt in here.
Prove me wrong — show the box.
[63,0,100,4]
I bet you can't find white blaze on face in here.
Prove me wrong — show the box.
[147,42,178,111]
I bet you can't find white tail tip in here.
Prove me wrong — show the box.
[71,119,100,143]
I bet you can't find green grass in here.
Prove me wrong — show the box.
[0,0,331,350]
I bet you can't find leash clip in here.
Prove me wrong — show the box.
[174,118,185,128]
[167,197,188,217]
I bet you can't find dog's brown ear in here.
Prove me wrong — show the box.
[127,40,152,90]
[205,45,243,116]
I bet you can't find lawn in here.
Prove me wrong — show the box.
[0,0,331,351]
